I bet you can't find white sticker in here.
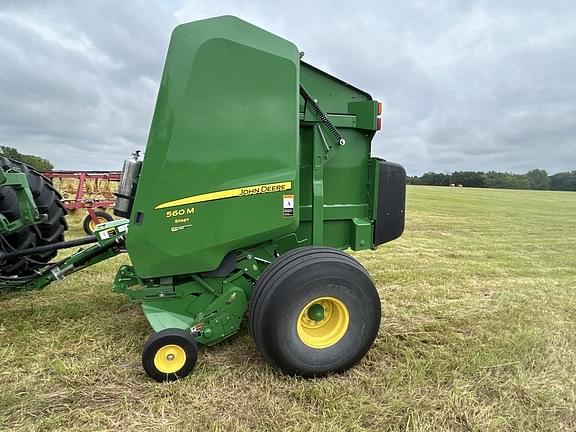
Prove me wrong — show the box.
[170,224,192,232]
[283,194,294,217]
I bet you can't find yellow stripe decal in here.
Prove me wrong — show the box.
[155,181,292,210]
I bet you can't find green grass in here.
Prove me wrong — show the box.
[1,186,575,431]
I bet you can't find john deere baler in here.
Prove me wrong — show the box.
[0,15,405,382]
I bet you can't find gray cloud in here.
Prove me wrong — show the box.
[0,0,574,174]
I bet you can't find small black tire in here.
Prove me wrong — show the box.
[249,246,381,377]
[82,210,113,235]
[142,328,198,382]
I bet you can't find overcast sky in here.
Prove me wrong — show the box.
[0,0,574,175]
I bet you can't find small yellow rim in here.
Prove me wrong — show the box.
[296,296,350,349]
[89,217,107,231]
[153,344,186,374]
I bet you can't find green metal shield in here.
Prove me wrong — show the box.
[127,16,300,278]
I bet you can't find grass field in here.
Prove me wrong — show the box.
[1,186,575,431]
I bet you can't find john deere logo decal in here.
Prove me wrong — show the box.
[155,181,292,210]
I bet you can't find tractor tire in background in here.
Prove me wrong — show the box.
[83,210,113,235]
[0,157,67,276]
[249,246,381,377]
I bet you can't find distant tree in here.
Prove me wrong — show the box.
[550,171,576,191]
[508,173,531,190]
[526,169,551,190]
[484,171,506,189]
[485,172,530,190]
[0,146,53,171]
[450,171,485,188]
[407,168,574,191]
[406,176,420,185]
[420,172,451,186]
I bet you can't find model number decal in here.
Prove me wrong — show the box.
[165,207,195,218]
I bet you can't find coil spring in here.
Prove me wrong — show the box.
[300,86,345,146]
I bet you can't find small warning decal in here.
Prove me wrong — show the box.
[283,194,294,217]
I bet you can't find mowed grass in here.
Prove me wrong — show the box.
[1,186,575,431]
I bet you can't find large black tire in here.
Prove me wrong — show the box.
[0,157,67,276]
[82,210,113,235]
[249,246,381,377]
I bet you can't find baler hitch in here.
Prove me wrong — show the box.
[0,219,127,293]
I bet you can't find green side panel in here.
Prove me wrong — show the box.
[348,101,379,130]
[127,16,300,278]
[299,62,372,112]
[298,63,376,250]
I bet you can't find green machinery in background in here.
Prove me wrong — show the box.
[0,16,405,381]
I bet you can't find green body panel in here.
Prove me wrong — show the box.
[126,17,382,281]
[119,17,387,344]
[126,16,300,279]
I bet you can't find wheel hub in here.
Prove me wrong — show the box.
[297,296,350,349]
[153,344,186,374]
[307,303,325,321]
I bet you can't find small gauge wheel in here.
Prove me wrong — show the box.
[142,328,198,382]
[83,210,113,235]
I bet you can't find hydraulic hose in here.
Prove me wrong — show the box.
[0,236,97,261]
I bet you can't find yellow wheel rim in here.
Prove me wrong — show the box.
[297,296,350,349]
[153,344,187,374]
[89,217,106,231]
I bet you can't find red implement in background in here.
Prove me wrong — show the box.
[42,170,121,234]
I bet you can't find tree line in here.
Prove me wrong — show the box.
[407,169,576,191]
[0,146,54,171]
